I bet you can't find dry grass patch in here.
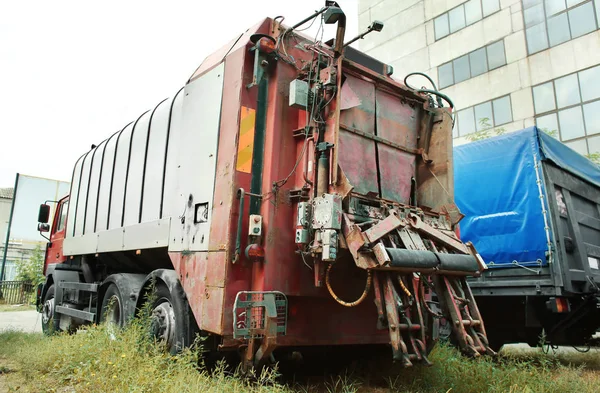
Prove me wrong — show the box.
[0,322,599,393]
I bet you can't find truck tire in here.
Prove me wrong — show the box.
[41,284,56,335]
[150,282,195,355]
[100,283,125,328]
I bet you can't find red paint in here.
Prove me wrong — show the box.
[44,196,69,273]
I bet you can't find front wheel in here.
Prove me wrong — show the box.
[41,284,56,335]
[149,282,196,354]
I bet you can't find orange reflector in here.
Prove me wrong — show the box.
[245,243,265,262]
[257,37,275,54]
[556,298,569,313]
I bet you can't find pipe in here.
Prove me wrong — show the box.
[332,13,346,57]
[316,151,329,196]
[1,173,20,281]
[233,189,245,263]
[249,77,268,215]
[303,137,314,186]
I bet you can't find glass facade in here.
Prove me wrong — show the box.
[533,65,600,156]
[455,96,513,137]
[409,0,600,160]
[438,41,506,88]
[435,0,501,40]
[523,0,600,54]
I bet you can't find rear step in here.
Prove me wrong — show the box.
[342,208,495,365]
[59,282,98,292]
[55,281,98,323]
[55,305,95,322]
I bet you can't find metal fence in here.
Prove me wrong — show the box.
[0,281,35,305]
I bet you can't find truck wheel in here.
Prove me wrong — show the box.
[150,282,194,354]
[100,283,125,328]
[41,284,56,335]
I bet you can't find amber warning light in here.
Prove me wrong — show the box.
[257,37,275,54]
[245,244,265,262]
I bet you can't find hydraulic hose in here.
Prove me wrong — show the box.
[419,277,444,319]
[403,72,455,109]
[404,72,438,91]
[398,276,412,298]
[325,263,372,307]
[416,89,455,109]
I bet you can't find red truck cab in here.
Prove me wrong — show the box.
[45,196,69,270]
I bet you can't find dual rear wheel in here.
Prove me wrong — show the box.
[99,281,195,354]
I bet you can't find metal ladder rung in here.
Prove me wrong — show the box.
[55,306,96,322]
[58,282,98,292]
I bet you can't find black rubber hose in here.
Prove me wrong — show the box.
[416,89,455,109]
[404,72,438,91]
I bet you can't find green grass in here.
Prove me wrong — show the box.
[0,323,598,393]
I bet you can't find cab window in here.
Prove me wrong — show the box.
[56,200,69,232]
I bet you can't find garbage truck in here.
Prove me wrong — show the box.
[455,127,600,350]
[36,2,493,369]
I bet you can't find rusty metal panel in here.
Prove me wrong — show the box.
[375,89,419,203]
[338,131,379,196]
[378,144,415,203]
[208,48,247,257]
[338,75,379,196]
[340,75,375,134]
[376,89,419,149]
[278,295,389,346]
[416,108,454,213]
[207,46,249,335]
[168,252,206,329]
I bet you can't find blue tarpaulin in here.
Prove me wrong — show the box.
[454,127,600,268]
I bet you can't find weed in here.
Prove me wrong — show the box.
[0,325,599,393]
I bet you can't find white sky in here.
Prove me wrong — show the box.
[0,0,358,187]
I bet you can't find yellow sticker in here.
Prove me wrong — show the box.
[236,106,256,173]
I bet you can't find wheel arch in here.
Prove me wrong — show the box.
[37,266,56,311]
[135,269,183,311]
[98,273,146,324]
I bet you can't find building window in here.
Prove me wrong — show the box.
[438,40,506,88]
[533,65,600,156]
[522,0,600,55]
[434,0,501,40]
[455,95,513,137]
[3,260,17,281]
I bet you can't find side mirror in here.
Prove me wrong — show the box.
[38,204,50,224]
[38,223,50,233]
